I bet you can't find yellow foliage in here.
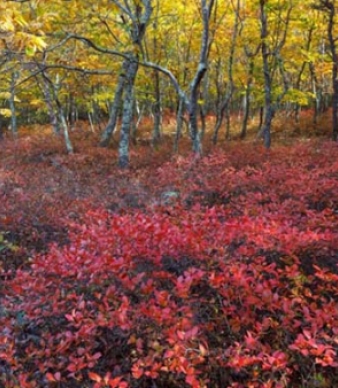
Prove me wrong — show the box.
[0,109,12,118]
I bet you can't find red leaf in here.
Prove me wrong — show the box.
[88,372,102,383]
[177,330,185,340]
[54,372,61,381]
[46,373,56,382]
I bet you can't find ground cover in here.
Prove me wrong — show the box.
[0,128,338,387]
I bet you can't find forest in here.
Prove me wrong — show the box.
[1,0,338,387]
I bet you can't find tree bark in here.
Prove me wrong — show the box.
[213,0,240,144]
[325,1,338,140]
[309,62,321,125]
[240,58,255,139]
[259,0,274,148]
[39,76,60,135]
[59,106,74,153]
[151,1,163,147]
[100,60,129,147]
[257,0,291,148]
[118,59,138,168]
[41,72,74,153]
[9,72,18,138]
[333,63,338,141]
[152,69,162,146]
[112,0,153,167]
[187,0,215,154]
[174,96,186,152]
[0,115,4,141]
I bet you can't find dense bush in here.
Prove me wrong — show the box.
[1,138,338,387]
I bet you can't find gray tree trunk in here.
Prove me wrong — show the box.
[131,93,140,144]
[174,96,185,152]
[111,0,153,167]
[324,1,338,140]
[42,72,74,153]
[151,2,163,147]
[333,65,338,141]
[212,0,239,144]
[259,0,274,148]
[100,60,129,147]
[40,76,60,135]
[136,0,214,155]
[199,69,209,140]
[68,93,77,130]
[59,106,74,153]
[258,0,291,147]
[118,59,139,168]
[309,62,321,126]
[293,28,314,123]
[9,72,18,138]
[240,58,255,139]
[188,0,215,154]
[225,105,231,140]
[0,115,4,140]
[152,70,162,146]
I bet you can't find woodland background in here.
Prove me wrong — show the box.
[1,1,338,388]
[0,0,338,161]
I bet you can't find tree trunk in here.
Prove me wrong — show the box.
[257,0,291,147]
[261,108,274,148]
[225,105,231,140]
[9,72,18,138]
[333,63,338,140]
[68,93,76,130]
[151,2,163,147]
[212,0,239,144]
[200,102,206,140]
[42,72,74,153]
[213,101,226,144]
[41,76,60,135]
[174,96,185,153]
[0,116,3,141]
[325,0,338,140]
[258,0,273,148]
[293,28,314,124]
[100,60,129,147]
[152,70,162,146]
[59,106,74,153]
[188,95,202,154]
[118,59,139,168]
[131,93,140,145]
[187,0,215,155]
[309,62,321,126]
[240,59,254,139]
[199,67,209,140]
[88,111,95,132]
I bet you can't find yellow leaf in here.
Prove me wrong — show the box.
[0,17,15,32]
[30,99,43,107]
[0,92,11,99]
[14,14,28,28]
[32,35,47,50]
[0,109,12,118]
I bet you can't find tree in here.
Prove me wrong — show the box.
[313,0,338,140]
[144,0,216,154]
[258,0,293,148]
[213,0,241,144]
[1,0,338,158]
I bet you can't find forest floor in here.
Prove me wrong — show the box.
[1,111,338,387]
[0,109,330,265]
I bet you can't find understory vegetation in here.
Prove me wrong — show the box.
[1,120,338,388]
